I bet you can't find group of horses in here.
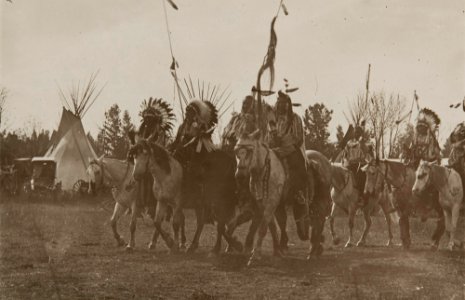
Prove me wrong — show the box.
[85,118,464,267]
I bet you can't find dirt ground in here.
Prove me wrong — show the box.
[0,198,464,300]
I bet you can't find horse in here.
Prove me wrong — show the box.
[362,161,401,247]
[328,163,380,247]
[128,136,184,252]
[367,159,445,249]
[234,130,331,265]
[413,161,464,250]
[86,156,186,251]
[235,130,287,265]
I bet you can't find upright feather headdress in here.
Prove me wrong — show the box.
[416,108,440,133]
[139,97,175,134]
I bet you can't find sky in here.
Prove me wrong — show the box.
[1,0,464,143]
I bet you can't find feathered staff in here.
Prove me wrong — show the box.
[255,1,287,133]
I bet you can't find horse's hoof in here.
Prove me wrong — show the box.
[179,243,187,251]
[345,242,354,248]
[148,242,155,250]
[430,243,439,251]
[333,237,341,246]
[116,239,126,247]
[356,241,366,247]
[386,240,393,247]
[186,244,198,254]
[125,245,134,252]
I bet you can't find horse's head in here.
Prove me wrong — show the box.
[86,155,104,195]
[362,159,381,196]
[234,129,261,180]
[128,132,151,181]
[412,160,432,196]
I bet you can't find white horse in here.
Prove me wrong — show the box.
[412,161,464,250]
[235,130,287,266]
[86,156,186,251]
[328,164,396,248]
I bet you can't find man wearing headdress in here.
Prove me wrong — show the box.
[448,121,465,200]
[268,91,308,207]
[340,121,372,207]
[171,100,218,223]
[135,98,175,216]
[171,100,217,155]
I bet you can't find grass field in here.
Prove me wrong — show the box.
[0,198,464,299]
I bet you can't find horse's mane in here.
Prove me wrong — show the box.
[150,142,171,174]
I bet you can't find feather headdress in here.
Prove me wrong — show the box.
[416,108,440,132]
[139,97,175,134]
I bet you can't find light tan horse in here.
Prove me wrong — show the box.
[328,163,396,248]
[128,137,184,253]
[86,157,186,251]
[413,161,464,250]
[235,130,288,266]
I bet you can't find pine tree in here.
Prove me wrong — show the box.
[97,104,130,159]
[119,110,134,158]
[303,103,335,158]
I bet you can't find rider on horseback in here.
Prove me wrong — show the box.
[134,98,175,217]
[405,108,441,168]
[268,91,308,208]
[341,121,372,207]
[448,121,465,201]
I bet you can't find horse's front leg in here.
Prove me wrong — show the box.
[431,201,445,250]
[148,229,159,250]
[110,202,127,247]
[225,208,253,253]
[275,203,289,251]
[175,209,186,250]
[357,206,372,247]
[187,207,205,254]
[153,201,176,252]
[397,199,411,249]
[328,202,340,245]
[447,205,462,250]
[126,202,139,251]
[379,199,394,247]
[345,207,355,248]
[308,202,326,259]
[269,218,283,257]
[248,204,274,267]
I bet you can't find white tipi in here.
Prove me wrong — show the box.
[34,73,103,191]
[43,108,98,190]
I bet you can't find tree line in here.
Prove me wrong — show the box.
[0,91,454,166]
